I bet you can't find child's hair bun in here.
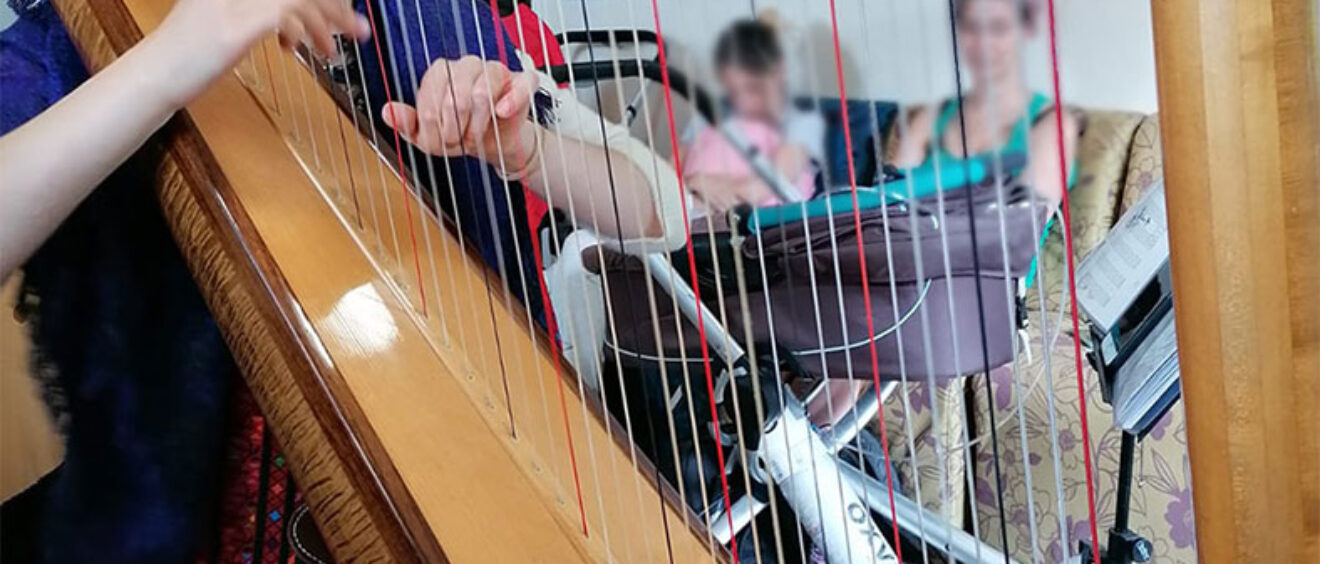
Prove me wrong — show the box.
[756,8,782,33]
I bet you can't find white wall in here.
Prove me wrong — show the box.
[547,0,1159,113]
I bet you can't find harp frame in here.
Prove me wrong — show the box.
[45,0,1320,562]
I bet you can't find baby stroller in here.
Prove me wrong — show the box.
[539,29,1048,564]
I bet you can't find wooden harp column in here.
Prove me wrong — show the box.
[1151,0,1319,561]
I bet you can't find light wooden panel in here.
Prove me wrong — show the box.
[1151,0,1319,562]
[0,277,62,502]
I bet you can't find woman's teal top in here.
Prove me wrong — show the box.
[914,92,1076,288]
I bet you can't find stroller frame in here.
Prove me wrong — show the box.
[547,29,1022,563]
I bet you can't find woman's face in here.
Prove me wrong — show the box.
[957,0,1029,83]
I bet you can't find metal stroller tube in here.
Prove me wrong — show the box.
[839,464,1020,564]
[644,252,746,365]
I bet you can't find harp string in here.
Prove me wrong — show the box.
[379,4,451,345]
[786,1,865,560]
[399,0,500,400]
[639,0,743,557]
[955,0,1046,557]
[329,65,365,230]
[574,3,700,557]
[674,1,772,560]
[1041,0,1104,561]
[459,0,546,441]
[697,3,796,560]
[856,1,937,560]
[361,5,452,337]
[535,0,631,550]
[261,40,282,115]
[942,0,1014,556]
[344,23,398,275]
[253,1,1119,561]
[501,0,582,530]
[359,0,431,315]
[610,2,722,555]
[816,0,911,559]
[533,2,653,556]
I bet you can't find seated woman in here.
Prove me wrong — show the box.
[682,17,824,214]
[892,0,1079,207]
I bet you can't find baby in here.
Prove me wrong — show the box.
[683,18,824,212]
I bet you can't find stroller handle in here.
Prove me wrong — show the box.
[555,29,661,49]
[539,60,718,124]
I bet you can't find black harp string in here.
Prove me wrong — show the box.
[942,0,1012,558]
[549,3,660,557]
[613,1,722,556]
[502,0,574,510]
[329,45,366,230]
[462,0,555,445]
[345,11,399,274]
[581,2,703,559]
[912,2,1001,557]
[426,0,522,438]
[310,49,348,207]
[559,0,723,556]
[959,0,1047,558]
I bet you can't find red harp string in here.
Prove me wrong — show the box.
[1043,0,1104,562]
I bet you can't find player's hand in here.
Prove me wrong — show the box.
[153,0,370,106]
[380,55,539,165]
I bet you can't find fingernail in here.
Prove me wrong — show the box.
[356,15,371,36]
[496,99,512,117]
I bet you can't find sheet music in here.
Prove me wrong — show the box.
[1113,312,1180,432]
[1077,183,1170,331]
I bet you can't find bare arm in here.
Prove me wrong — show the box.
[1026,108,1080,205]
[0,0,368,280]
[891,106,937,169]
[381,56,689,250]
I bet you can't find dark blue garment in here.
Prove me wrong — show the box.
[357,0,544,319]
[2,3,232,562]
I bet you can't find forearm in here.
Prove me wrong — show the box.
[528,129,663,241]
[0,35,184,279]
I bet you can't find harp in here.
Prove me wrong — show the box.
[47,0,1317,562]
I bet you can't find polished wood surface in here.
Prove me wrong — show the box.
[52,0,716,562]
[1,277,62,502]
[1151,0,1319,561]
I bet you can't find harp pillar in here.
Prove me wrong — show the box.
[1150,0,1319,562]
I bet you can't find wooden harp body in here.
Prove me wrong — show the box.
[47,0,1317,562]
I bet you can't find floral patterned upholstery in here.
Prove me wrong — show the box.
[880,113,1197,562]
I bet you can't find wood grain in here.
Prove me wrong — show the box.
[1151,0,1319,561]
